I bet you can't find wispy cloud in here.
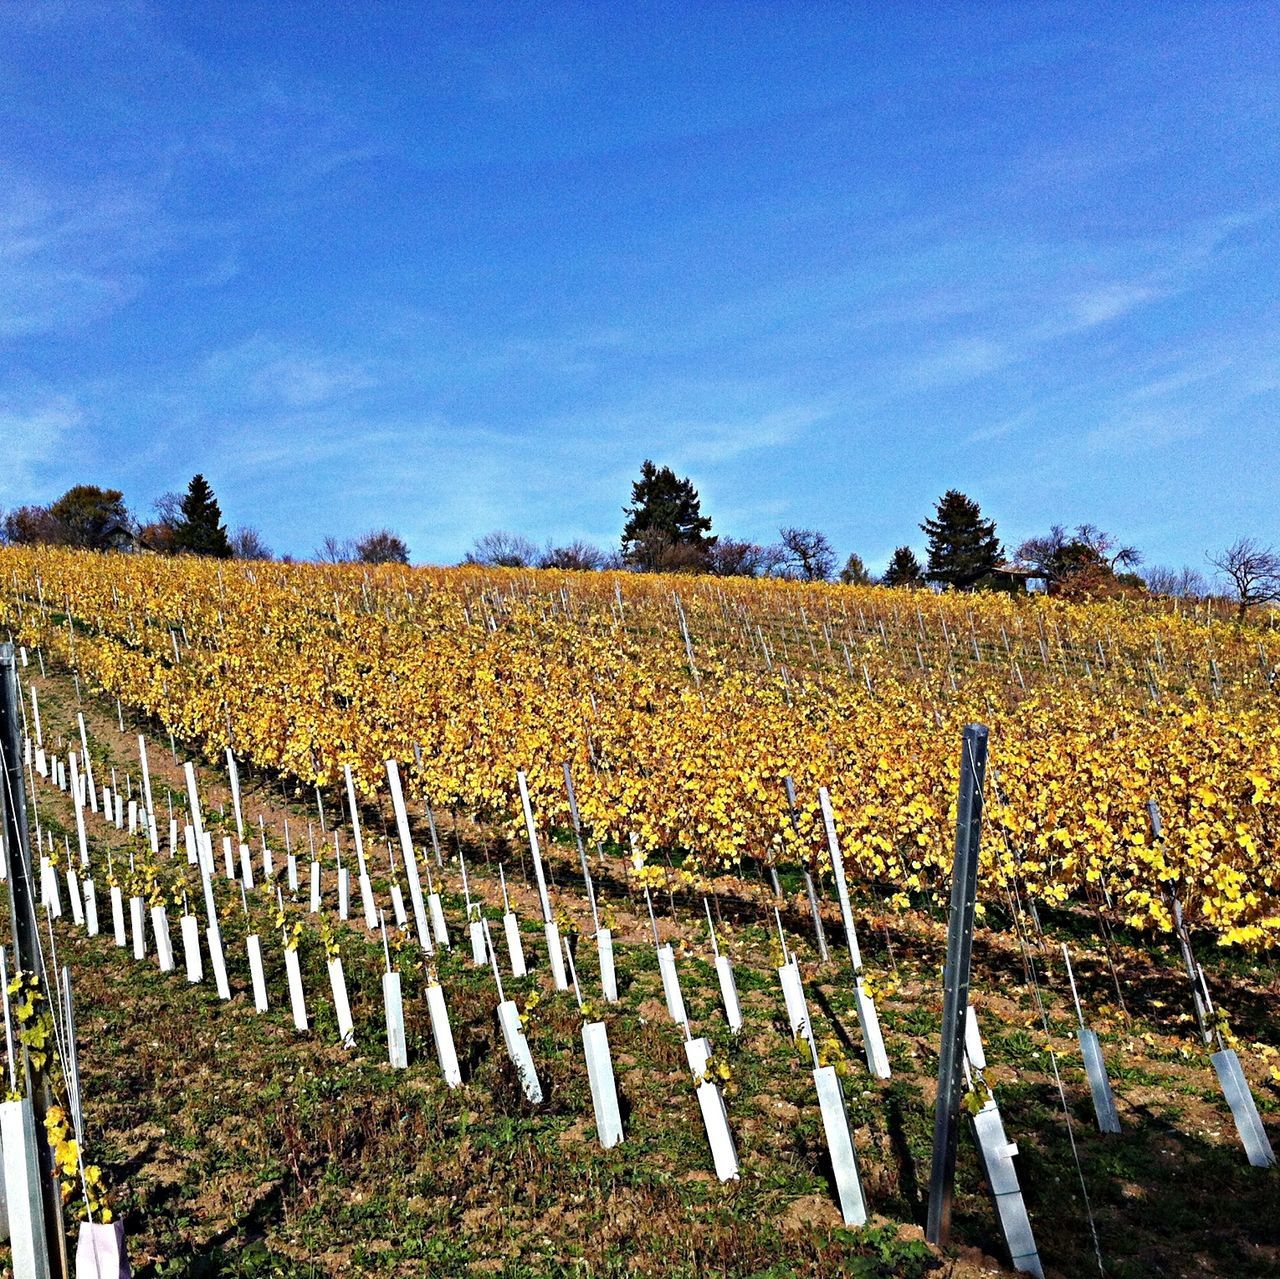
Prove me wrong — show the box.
[202,337,377,410]
[0,5,384,347]
[1064,282,1167,330]
[1080,409,1201,456]
[0,173,151,338]
[0,397,84,498]
[638,402,830,466]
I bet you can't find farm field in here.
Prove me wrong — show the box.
[0,548,1277,1278]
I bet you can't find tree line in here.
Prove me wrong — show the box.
[463,460,1279,616]
[0,476,411,565]
[3,463,1277,616]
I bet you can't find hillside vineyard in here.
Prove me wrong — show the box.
[2,547,1277,948]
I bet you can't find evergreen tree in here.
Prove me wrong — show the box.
[882,546,925,588]
[172,474,232,558]
[621,460,714,570]
[837,551,872,585]
[920,491,1001,590]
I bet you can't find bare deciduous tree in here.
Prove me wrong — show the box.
[1174,565,1209,598]
[1016,524,1141,581]
[706,538,776,577]
[464,531,540,568]
[777,527,835,581]
[1143,564,1207,599]
[316,535,356,563]
[539,540,607,571]
[1208,538,1280,618]
[153,491,183,529]
[230,526,273,560]
[354,529,409,564]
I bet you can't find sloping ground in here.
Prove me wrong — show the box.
[5,671,1278,1278]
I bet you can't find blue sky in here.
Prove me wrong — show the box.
[2,3,1277,571]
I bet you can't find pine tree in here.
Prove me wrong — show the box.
[882,546,925,588]
[837,551,872,585]
[621,460,714,570]
[173,474,232,558]
[920,491,1000,590]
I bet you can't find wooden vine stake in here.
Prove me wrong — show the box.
[335,835,350,922]
[795,966,867,1225]
[597,924,617,1004]
[564,939,623,1148]
[77,712,97,814]
[225,747,245,843]
[499,865,527,977]
[517,769,567,990]
[280,890,308,1033]
[40,851,62,919]
[774,908,811,1043]
[818,787,890,1079]
[484,919,541,1102]
[458,846,486,966]
[285,820,298,893]
[69,753,91,873]
[783,775,830,963]
[683,1032,739,1182]
[309,852,321,913]
[563,763,616,1002]
[184,764,231,1001]
[30,683,45,778]
[386,843,406,927]
[380,912,408,1069]
[647,888,687,1027]
[343,766,378,931]
[259,817,272,883]
[385,759,433,952]
[704,900,742,1034]
[64,852,84,929]
[424,860,450,950]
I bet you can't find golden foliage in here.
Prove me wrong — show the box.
[3,548,1278,947]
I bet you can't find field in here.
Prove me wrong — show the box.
[0,548,1278,1278]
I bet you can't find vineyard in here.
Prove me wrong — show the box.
[0,547,1277,1278]
[4,549,1279,945]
